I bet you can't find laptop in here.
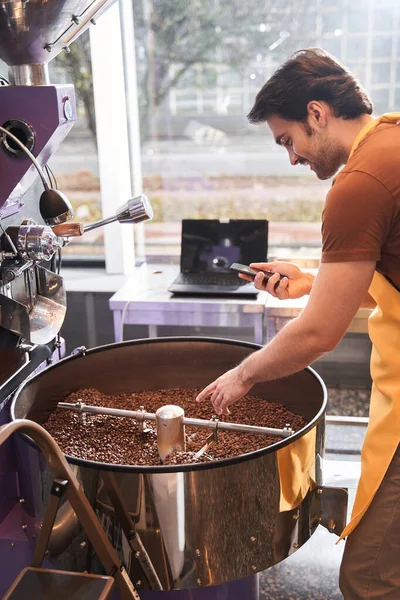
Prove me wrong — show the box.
[168,219,268,296]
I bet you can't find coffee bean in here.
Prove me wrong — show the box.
[44,387,307,466]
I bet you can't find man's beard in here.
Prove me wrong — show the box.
[306,129,347,180]
[313,144,346,180]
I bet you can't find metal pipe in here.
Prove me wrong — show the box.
[326,415,369,426]
[57,401,294,438]
[156,405,186,462]
[83,214,116,232]
[8,64,50,86]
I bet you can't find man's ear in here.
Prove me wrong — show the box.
[307,101,328,127]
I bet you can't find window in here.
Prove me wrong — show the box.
[3,0,400,263]
[348,62,367,85]
[322,9,343,34]
[133,0,335,261]
[347,10,369,34]
[371,62,392,85]
[320,37,343,60]
[373,9,395,32]
[50,39,103,259]
[347,37,367,61]
[371,88,390,114]
[372,35,393,58]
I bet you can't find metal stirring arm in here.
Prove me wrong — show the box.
[193,432,216,460]
[57,401,294,438]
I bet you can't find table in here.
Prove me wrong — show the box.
[109,264,268,344]
[265,293,372,340]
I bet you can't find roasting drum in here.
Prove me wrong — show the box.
[11,337,327,591]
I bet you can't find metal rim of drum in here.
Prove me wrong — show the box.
[0,119,35,158]
[11,336,327,474]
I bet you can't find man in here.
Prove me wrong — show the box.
[196,48,400,599]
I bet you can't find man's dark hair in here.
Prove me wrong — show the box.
[247,48,373,124]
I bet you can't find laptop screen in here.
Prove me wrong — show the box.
[181,219,268,274]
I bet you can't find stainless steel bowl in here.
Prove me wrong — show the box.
[12,337,329,591]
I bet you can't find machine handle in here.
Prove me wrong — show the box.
[52,223,84,237]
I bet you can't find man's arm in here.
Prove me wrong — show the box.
[241,260,375,383]
[197,260,375,414]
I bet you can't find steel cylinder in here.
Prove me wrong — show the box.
[11,337,327,592]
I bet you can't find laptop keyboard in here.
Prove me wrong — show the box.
[176,273,248,286]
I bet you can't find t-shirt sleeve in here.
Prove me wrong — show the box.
[321,170,394,263]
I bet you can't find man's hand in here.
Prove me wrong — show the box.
[196,365,253,415]
[238,261,314,299]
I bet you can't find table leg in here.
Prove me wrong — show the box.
[148,324,158,338]
[266,316,278,342]
[254,314,264,346]
[113,310,123,343]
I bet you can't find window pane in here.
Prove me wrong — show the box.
[371,88,390,113]
[372,35,393,58]
[347,10,369,34]
[48,34,102,258]
[321,9,343,34]
[134,0,333,260]
[371,62,391,85]
[347,37,367,61]
[321,37,342,60]
[373,9,394,32]
[348,62,367,85]
[130,0,400,260]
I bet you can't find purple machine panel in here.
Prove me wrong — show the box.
[0,85,76,214]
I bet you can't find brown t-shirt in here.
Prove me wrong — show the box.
[321,121,400,290]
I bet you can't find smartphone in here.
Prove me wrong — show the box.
[230,263,284,283]
[230,263,258,278]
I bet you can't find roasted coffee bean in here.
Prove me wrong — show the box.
[44,387,307,466]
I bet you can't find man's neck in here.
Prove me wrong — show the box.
[339,114,375,159]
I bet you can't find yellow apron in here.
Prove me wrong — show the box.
[339,113,400,540]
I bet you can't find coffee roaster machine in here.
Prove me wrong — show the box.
[0,2,348,599]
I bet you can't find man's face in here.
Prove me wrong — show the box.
[267,114,347,180]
